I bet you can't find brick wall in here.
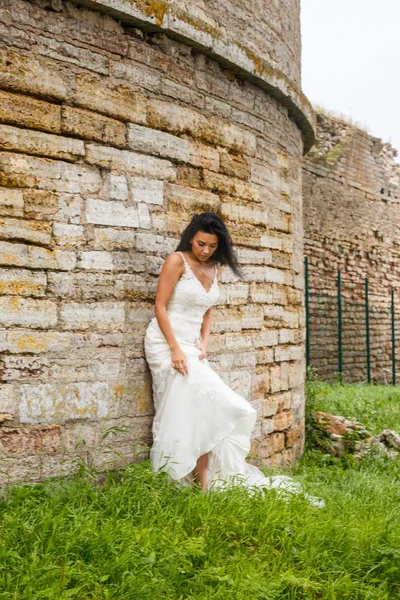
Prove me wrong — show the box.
[0,0,312,484]
[304,113,400,382]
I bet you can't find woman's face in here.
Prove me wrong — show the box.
[190,231,219,262]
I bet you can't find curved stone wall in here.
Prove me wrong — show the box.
[304,113,400,382]
[0,0,310,483]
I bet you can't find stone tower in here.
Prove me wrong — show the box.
[0,0,315,483]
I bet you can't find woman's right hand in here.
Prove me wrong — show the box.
[171,346,188,375]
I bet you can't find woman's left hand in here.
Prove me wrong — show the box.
[197,342,208,360]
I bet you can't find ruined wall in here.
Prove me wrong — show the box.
[303,113,400,382]
[0,0,313,484]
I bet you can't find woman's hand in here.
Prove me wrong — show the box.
[197,342,208,360]
[171,346,188,375]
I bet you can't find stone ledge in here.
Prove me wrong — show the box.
[78,0,315,153]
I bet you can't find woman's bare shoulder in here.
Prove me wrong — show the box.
[161,252,184,274]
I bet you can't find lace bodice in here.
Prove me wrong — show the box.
[146,252,219,349]
[167,252,219,326]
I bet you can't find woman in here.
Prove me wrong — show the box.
[144,213,323,505]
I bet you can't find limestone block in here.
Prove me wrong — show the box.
[0,385,17,416]
[60,302,125,331]
[229,370,252,398]
[269,364,281,393]
[274,346,292,362]
[285,425,302,448]
[86,198,139,228]
[109,174,128,200]
[162,78,204,109]
[112,60,161,92]
[0,297,57,328]
[94,228,135,250]
[38,37,108,75]
[259,233,285,251]
[241,305,264,329]
[61,106,126,147]
[275,392,292,412]
[64,422,100,453]
[7,331,70,354]
[252,368,270,398]
[135,233,176,254]
[213,351,256,371]
[251,330,279,348]
[47,271,115,300]
[0,269,46,297]
[0,425,62,455]
[147,99,256,155]
[243,266,291,285]
[289,361,304,388]
[0,331,8,352]
[217,282,249,306]
[127,124,219,171]
[0,455,41,485]
[0,49,67,100]
[22,190,60,220]
[249,283,273,304]
[53,223,85,247]
[221,122,257,157]
[0,188,24,217]
[0,153,102,195]
[112,251,147,272]
[74,73,147,124]
[19,381,110,424]
[0,124,85,161]
[165,183,220,213]
[211,308,241,333]
[220,152,250,180]
[264,305,299,328]
[262,418,275,435]
[127,38,170,72]
[127,123,189,162]
[250,161,275,188]
[0,241,76,271]
[85,145,176,181]
[78,251,114,271]
[268,210,292,234]
[273,411,293,431]
[261,432,285,458]
[0,218,52,245]
[138,203,152,229]
[202,171,260,202]
[2,354,49,382]
[130,177,164,205]
[128,303,154,331]
[114,273,157,301]
[255,348,274,364]
[237,248,273,266]
[0,90,61,133]
[263,396,278,417]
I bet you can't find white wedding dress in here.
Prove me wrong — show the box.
[144,252,323,506]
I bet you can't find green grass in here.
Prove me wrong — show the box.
[1,382,400,599]
[306,379,400,434]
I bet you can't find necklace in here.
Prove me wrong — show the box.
[187,254,215,281]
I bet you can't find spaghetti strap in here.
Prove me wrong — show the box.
[175,251,189,269]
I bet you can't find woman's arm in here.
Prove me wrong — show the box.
[154,253,188,375]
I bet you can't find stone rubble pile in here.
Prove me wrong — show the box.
[315,411,400,459]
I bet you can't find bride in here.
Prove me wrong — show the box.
[144,212,323,506]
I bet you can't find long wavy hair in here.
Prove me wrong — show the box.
[176,212,243,278]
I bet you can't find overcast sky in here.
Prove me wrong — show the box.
[301,0,400,158]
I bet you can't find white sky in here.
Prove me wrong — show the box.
[301,0,400,157]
